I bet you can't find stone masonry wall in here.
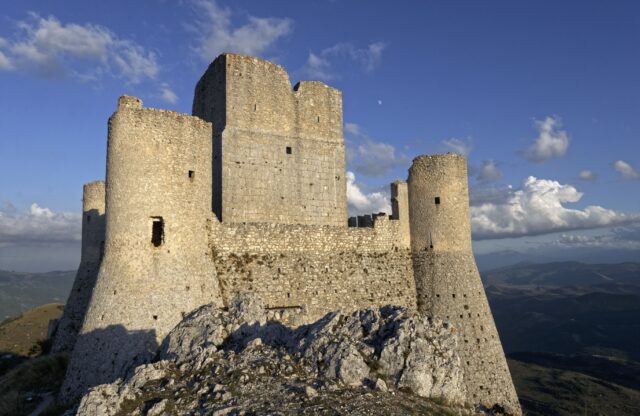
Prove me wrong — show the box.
[408,154,521,415]
[193,54,347,226]
[52,181,105,353]
[62,98,222,401]
[209,215,416,325]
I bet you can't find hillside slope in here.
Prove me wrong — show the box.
[0,270,74,320]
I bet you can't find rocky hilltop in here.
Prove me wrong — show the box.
[76,296,498,415]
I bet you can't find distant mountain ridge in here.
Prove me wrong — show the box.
[0,269,75,321]
[482,262,640,362]
[482,261,640,289]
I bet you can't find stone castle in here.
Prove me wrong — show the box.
[53,53,521,414]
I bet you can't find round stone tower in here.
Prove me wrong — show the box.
[52,180,106,353]
[408,153,521,415]
[61,96,222,401]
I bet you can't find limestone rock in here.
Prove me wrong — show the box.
[76,300,473,415]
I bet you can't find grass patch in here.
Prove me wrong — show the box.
[0,354,68,416]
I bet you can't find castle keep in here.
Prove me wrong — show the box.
[55,53,520,414]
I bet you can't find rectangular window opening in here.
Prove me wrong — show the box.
[151,217,164,247]
[435,196,441,205]
[286,146,292,155]
[188,170,195,181]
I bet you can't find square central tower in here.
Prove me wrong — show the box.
[193,54,347,226]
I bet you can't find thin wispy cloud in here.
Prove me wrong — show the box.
[471,176,640,239]
[301,41,386,81]
[474,160,503,183]
[613,160,640,180]
[192,0,292,61]
[345,122,409,177]
[521,116,570,163]
[346,171,391,216]
[578,169,597,181]
[0,13,159,84]
[442,137,472,157]
[159,83,179,104]
[556,225,640,250]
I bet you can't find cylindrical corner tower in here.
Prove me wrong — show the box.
[408,153,521,415]
[61,96,222,401]
[52,181,106,353]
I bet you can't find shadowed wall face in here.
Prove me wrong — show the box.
[52,181,105,353]
[193,54,347,226]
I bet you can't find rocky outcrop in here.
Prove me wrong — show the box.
[77,296,474,415]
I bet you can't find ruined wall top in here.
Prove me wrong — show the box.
[192,53,343,143]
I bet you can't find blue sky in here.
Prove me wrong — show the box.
[1,0,639,271]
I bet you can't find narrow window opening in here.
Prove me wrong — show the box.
[153,315,158,320]
[188,170,195,181]
[435,196,441,205]
[286,146,292,154]
[317,116,320,123]
[253,103,257,111]
[151,217,164,247]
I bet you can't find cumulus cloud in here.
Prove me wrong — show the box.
[578,169,597,181]
[474,160,502,182]
[522,116,570,163]
[159,83,179,104]
[442,137,472,157]
[193,0,292,61]
[613,160,640,180]
[0,202,81,245]
[470,176,640,239]
[345,122,409,177]
[0,14,158,84]
[346,171,391,215]
[301,41,386,81]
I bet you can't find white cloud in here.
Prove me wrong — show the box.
[442,137,472,157]
[193,0,292,61]
[613,160,640,180]
[0,50,14,70]
[0,202,81,245]
[303,52,332,80]
[522,116,570,163]
[346,171,391,215]
[475,160,502,182]
[345,122,409,177]
[578,169,597,181]
[301,41,387,81]
[344,122,362,136]
[471,176,640,239]
[159,83,179,104]
[556,226,640,250]
[0,14,158,84]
